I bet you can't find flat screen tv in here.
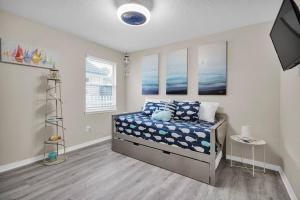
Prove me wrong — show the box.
[270,0,300,71]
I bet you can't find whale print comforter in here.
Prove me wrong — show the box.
[115,112,216,154]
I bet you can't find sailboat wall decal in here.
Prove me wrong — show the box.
[15,45,24,63]
[0,38,57,69]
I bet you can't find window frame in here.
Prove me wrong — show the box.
[84,55,117,114]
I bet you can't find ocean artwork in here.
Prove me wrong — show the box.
[142,54,159,95]
[166,48,188,95]
[0,39,56,69]
[198,42,227,95]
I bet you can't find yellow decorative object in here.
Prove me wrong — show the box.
[49,135,61,141]
[32,49,42,64]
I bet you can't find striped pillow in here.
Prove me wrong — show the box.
[164,103,177,117]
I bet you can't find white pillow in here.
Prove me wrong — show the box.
[199,102,219,123]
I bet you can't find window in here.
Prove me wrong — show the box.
[85,56,116,113]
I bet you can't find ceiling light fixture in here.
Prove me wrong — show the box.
[117,3,151,26]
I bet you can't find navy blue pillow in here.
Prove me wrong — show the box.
[143,102,165,115]
[173,101,200,121]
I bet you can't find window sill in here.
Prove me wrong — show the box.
[85,109,117,115]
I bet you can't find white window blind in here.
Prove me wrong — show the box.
[85,56,116,113]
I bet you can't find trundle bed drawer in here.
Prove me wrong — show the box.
[112,138,210,183]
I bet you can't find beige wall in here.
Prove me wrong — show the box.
[280,67,300,199]
[281,68,300,198]
[126,22,282,165]
[1,6,299,198]
[279,0,300,198]
[0,10,125,165]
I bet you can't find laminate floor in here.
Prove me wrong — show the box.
[0,142,290,200]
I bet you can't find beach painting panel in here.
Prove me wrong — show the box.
[0,39,56,69]
[198,42,227,95]
[166,48,188,95]
[142,54,159,95]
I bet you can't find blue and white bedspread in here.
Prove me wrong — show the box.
[115,113,216,154]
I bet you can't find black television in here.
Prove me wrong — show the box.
[270,0,300,71]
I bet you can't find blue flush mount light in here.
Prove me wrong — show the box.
[117,3,150,26]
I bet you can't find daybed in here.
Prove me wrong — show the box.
[111,105,227,185]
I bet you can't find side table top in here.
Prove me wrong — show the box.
[230,135,266,145]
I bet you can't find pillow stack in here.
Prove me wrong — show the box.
[142,99,219,123]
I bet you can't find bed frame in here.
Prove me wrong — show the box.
[111,112,227,185]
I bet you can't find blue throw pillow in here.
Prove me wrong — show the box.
[143,102,165,115]
[151,110,172,122]
[173,101,200,121]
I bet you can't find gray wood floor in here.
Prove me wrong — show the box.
[0,142,290,200]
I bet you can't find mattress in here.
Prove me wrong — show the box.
[115,113,216,154]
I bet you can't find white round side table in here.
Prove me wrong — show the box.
[230,135,266,176]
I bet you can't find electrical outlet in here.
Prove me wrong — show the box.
[85,126,92,133]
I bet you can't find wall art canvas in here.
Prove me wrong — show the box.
[142,54,159,95]
[166,48,188,95]
[0,39,56,69]
[198,41,227,95]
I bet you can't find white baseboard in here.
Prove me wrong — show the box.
[226,154,280,171]
[279,168,298,200]
[0,136,111,173]
[65,135,111,152]
[0,155,44,174]
[226,154,298,200]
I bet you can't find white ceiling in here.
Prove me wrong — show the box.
[0,0,282,52]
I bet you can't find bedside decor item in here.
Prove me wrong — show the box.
[166,48,188,95]
[43,68,66,166]
[198,41,227,95]
[241,125,252,138]
[0,38,57,69]
[230,134,266,176]
[142,54,159,95]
